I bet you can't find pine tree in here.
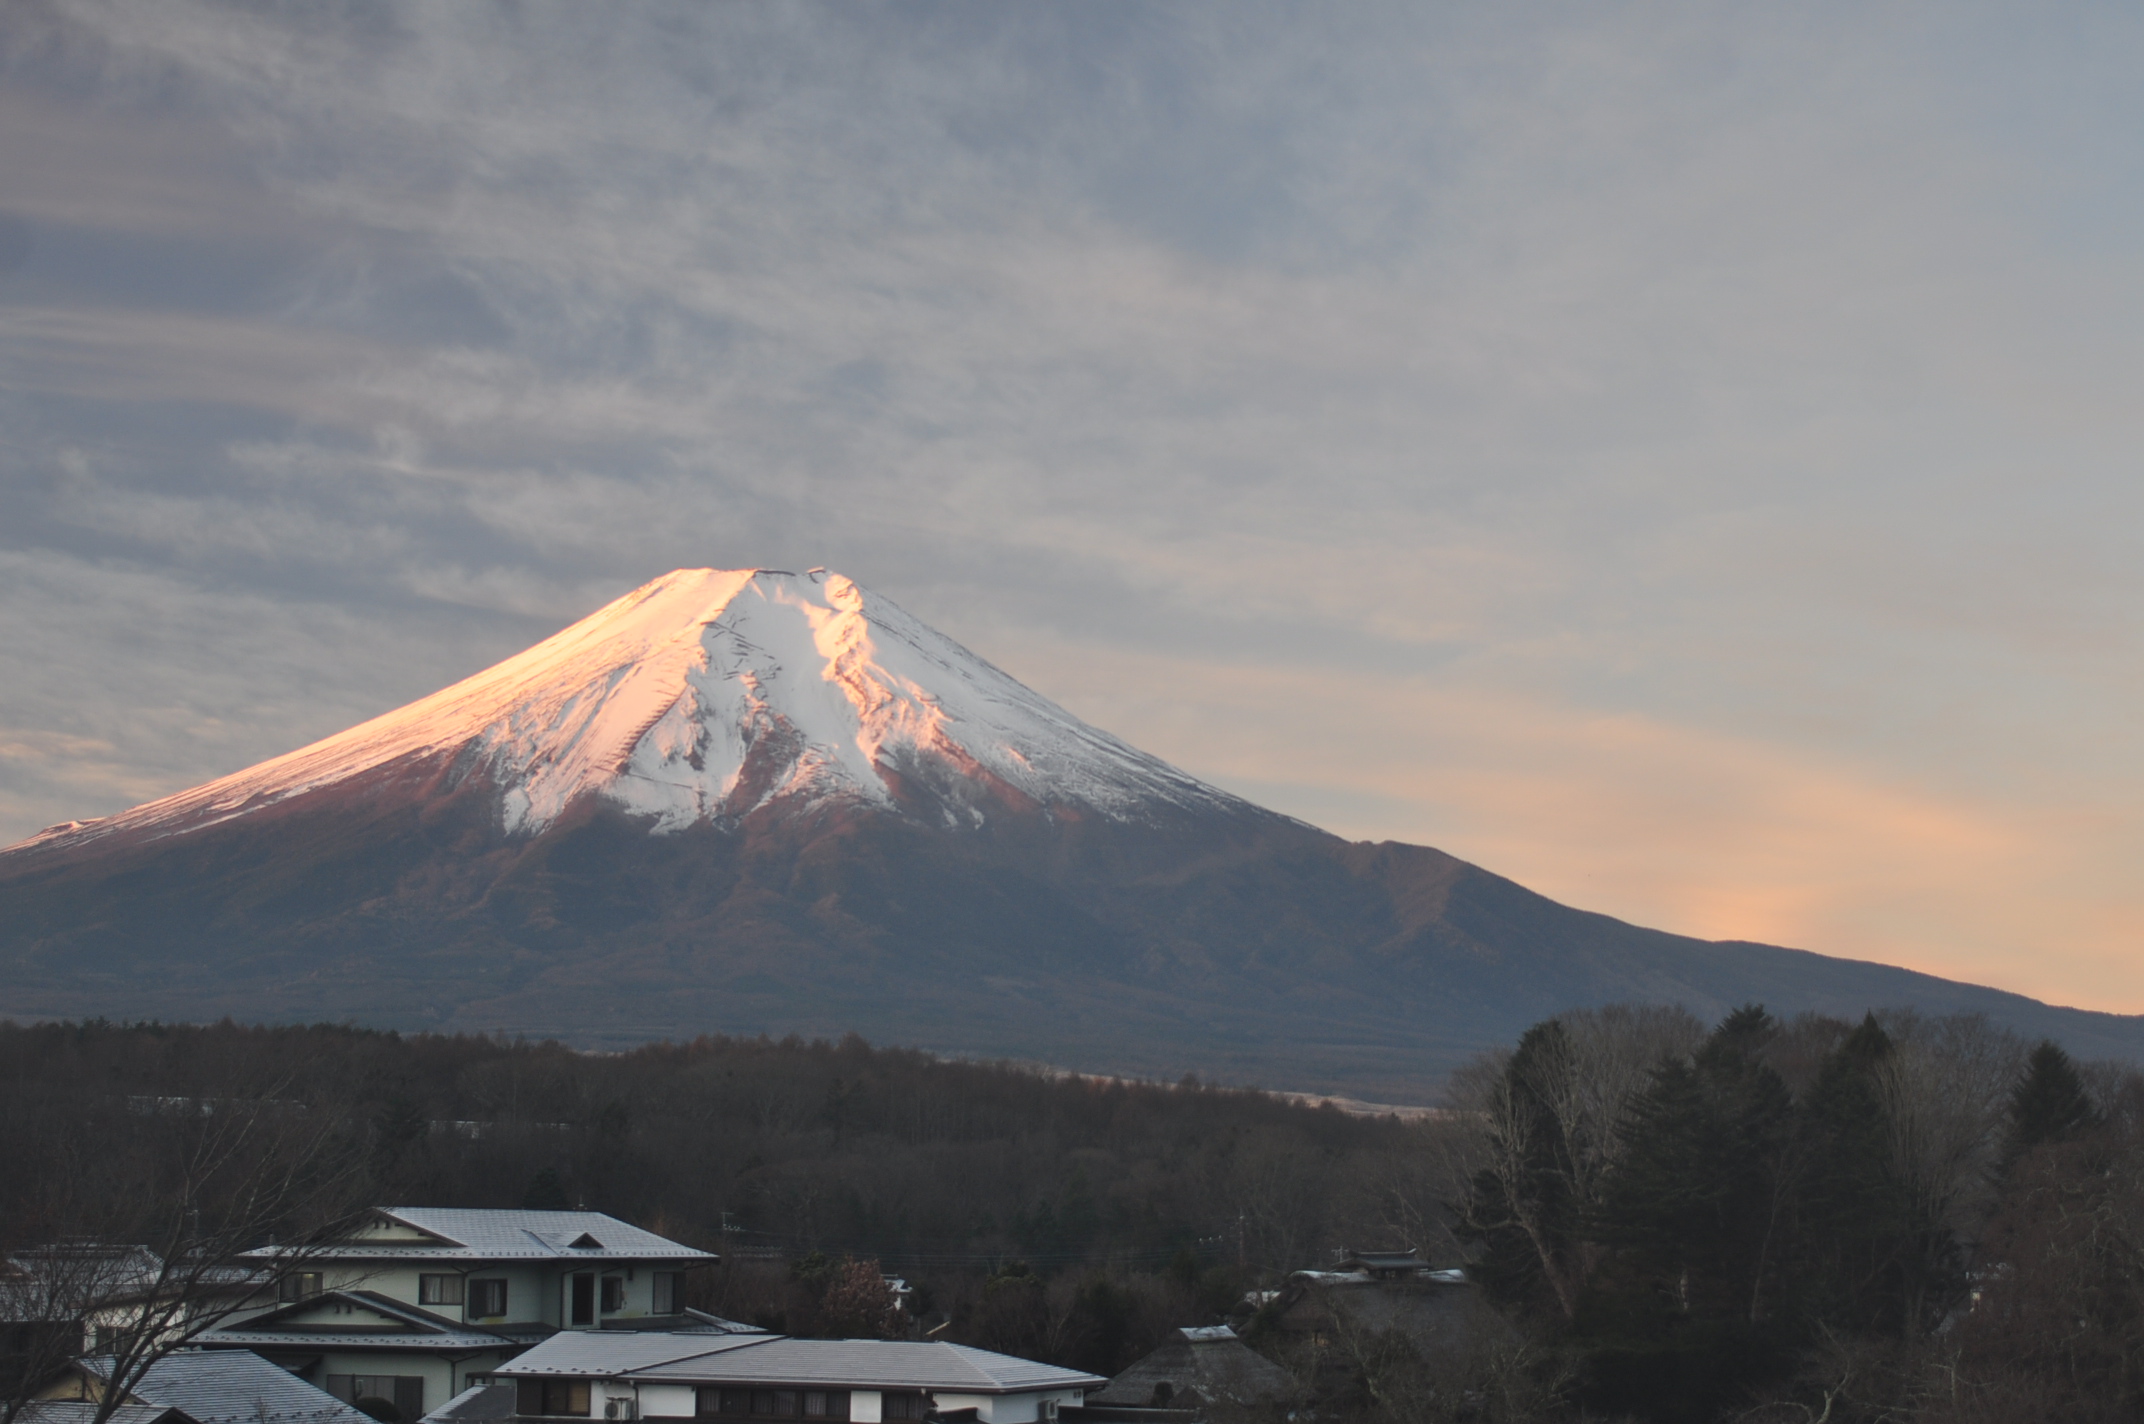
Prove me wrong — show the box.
[1580,1007,1799,1421]
[1795,1014,1918,1335]
[2006,1039,2102,1159]
[1455,1020,1586,1321]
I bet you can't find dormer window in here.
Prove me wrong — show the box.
[568,1233,603,1250]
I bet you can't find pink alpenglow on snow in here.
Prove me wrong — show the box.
[10,569,1238,853]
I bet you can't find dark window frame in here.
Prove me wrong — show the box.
[696,1389,847,1421]
[518,1380,593,1417]
[570,1272,595,1327]
[469,1277,509,1318]
[419,1274,464,1307]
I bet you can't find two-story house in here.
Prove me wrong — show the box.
[194,1210,716,1420]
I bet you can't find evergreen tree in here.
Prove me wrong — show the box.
[1582,1007,1799,1422]
[1794,1014,1920,1335]
[1455,1020,1586,1321]
[520,1166,572,1210]
[2007,1039,2102,1159]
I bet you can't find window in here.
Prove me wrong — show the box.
[517,1381,593,1417]
[694,1391,842,1422]
[652,1272,679,1315]
[600,1276,626,1313]
[419,1274,464,1306]
[279,1272,323,1303]
[469,1278,509,1318]
[881,1396,925,1422]
[570,1273,595,1327]
[329,1376,424,1417]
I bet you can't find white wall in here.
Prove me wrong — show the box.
[635,1384,697,1419]
[849,1391,882,1423]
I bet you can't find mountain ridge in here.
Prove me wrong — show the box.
[4,567,2138,1096]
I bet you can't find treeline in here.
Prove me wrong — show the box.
[11,1010,2140,1422]
[1446,1004,2144,1423]
[0,1020,1427,1374]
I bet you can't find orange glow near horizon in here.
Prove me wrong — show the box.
[1013,637,2144,1018]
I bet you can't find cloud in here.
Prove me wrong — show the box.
[1007,634,2140,1014]
[4,0,2144,1012]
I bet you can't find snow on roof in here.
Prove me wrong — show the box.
[501,1333,1104,1395]
[83,1351,373,1424]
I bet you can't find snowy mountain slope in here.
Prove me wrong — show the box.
[9,568,1246,856]
[7,565,2143,1095]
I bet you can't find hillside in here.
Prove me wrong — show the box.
[3,569,2137,1097]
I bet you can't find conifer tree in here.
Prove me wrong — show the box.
[2006,1039,2102,1159]
[1795,1014,1915,1334]
[1455,1020,1586,1320]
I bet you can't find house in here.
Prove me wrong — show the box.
[4,1245,266,1356]
[15,1403,196,1424]
[192,1210,717,1419]
[34,1348,373,1424]
[1253,1260,1474,1353]
[1084,1328,1287,1412]
[493,1328,1104,1424]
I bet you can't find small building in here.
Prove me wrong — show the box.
[1257,1257,1474,1352]
[35,1349,373,1424]
[1085,1328,1287,1413]
[493,1328,1104,1424]
[193,1209,717,1419]
[1325,1250,1429,1282]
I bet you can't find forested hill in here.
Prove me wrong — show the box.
[0,1019,1428,1278]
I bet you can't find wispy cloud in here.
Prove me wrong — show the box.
[4,0,2144,1010]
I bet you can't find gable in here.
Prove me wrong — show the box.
[254,1297,425,1332]
[349,1213,460,1246]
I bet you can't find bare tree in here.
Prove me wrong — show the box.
[1441,1005,1703,1320]
[2,1081,371,1424]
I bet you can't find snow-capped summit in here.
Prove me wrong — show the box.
[13,568,1242,854]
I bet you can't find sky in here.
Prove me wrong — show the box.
[4,1,2144,1014]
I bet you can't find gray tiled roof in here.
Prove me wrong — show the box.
[637,1340,1102,1393]
[192,1290,513,1353]
[500,1334,1103,1395]
[82,1350,374,1424]
[1087,1330,1289,1407]
[289,1211,714,1263]
[17,1404,191,1424]
[419,1384,517,1424]
[496,1332,771,1377]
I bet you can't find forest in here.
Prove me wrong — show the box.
[3,1008,2141,1424]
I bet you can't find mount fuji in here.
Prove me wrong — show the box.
[3,568,2139,1095]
